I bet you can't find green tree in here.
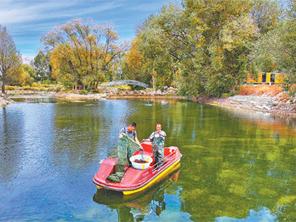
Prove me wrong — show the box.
[32,51,50,81]
[249,25,283,72]
[0,25,22,94]
[279,0,296,84]
[123,6,180,89]
[125,0,261,96]
[128,1,257,96]
[250,0,281,34]
[183,0,257,96]
[250,0,296,84]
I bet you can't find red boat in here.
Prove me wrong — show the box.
[93,141,182,195]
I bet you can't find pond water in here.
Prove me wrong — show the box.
[0,99,296,222]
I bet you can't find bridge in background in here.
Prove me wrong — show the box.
[101,80,149,88]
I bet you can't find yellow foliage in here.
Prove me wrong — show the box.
[125,38,143,72]
[5,85,18,90]
[277,195,296,206]
[113,85,132,90]
[7,64,32,86]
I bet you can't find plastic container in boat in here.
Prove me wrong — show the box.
[130,154,153,170]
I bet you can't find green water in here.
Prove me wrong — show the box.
[0,99,295,221]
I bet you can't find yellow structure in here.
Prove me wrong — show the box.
[246,72,286,84]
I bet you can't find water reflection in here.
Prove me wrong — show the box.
[53,102,101,168]
[52,100,133,168]
[216,207,277,222]
[0,99,296,221]
[0,107,24,181]
[93,171,191,222]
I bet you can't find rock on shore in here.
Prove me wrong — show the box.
[99,86,178,97]
[0,95,11,107]
[210,93,296,118]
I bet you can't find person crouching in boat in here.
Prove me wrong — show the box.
[107,122,142,182]
[148,123,166,167]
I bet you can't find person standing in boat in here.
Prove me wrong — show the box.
[108,122,142,182]
[118,122,142,166]
[148,123,166,167]
[119,122,140,144]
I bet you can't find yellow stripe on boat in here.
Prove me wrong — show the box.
[123,160,181,196]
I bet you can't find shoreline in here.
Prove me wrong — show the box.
[0,95,12,107]
[2,89,296,119]
[207,95,296,119]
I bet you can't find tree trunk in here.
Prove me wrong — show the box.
[152,75,156,91]
[152,67,156,91]
[1,75,6,94]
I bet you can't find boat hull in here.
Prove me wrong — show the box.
[93,142,182,195]
[123,160,180,195]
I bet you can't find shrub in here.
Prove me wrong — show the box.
[79,90,89,95]
[5,85,18,90]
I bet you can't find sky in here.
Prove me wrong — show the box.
[0,0,180,62]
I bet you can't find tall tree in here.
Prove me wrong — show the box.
[280,0,296,84]
[183,0,257,96]
[128,1,257,96]
[123,5,193,90]
[0,25,22,94]
[250,0,296,84]
[43,19,123,90]
[6,64,33,86]
[251,0,281,34]
[32,51,50,81]
[122,38,144,82]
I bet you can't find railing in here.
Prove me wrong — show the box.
[101,80,149,88]
[137,151,178,184]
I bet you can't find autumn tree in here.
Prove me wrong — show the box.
[123,5,190,90]
[6,64,33,86]
[43,19,122,90]
[0,25,22,94]
[122,38,144,82]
